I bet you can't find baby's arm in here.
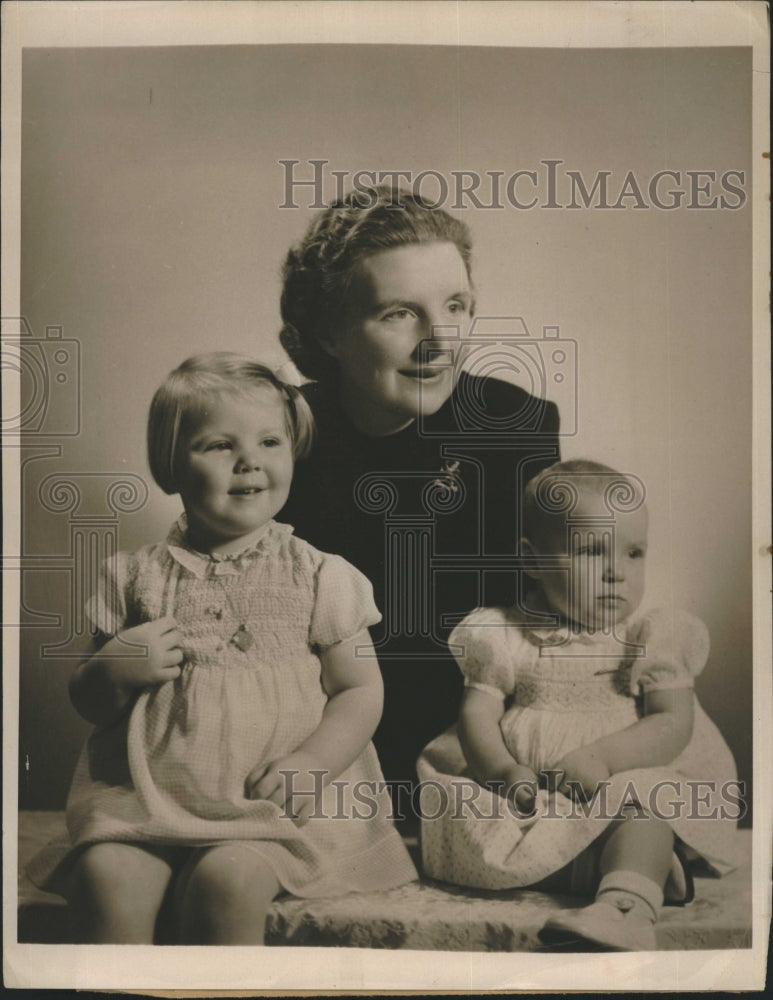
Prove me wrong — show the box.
[459,687,538,811]
[69,616,184,727]
[246,629,383,824]
[552,688,694,798]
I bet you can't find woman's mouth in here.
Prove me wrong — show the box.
[399,367,446,381]
[229,487,264,495]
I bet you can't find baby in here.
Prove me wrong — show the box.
[418,459,739,951]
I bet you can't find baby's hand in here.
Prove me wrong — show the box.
[489,763,539,816]
[101,616,184,691]
[245,750,327,827]
[545,747,611,801]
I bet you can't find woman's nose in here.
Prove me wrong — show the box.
[429,308,461,341]
[413,311,459,360]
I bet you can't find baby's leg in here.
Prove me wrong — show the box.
[68,842,176,943]
[174,843,280,944]
[599,810,674,884]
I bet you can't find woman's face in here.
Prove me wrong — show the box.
[324,241,473,435]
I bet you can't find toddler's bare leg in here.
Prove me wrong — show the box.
[175,843,280,944]
[68,842,175,943]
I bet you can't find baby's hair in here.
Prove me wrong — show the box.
[279,184,475,382]
[147,351,315,495]
[522,459,632,548]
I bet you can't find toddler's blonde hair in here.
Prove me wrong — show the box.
[147,351,314,495]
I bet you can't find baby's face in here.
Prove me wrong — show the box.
[532,491,648,630]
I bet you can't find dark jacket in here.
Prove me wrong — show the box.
[280,372,560,797]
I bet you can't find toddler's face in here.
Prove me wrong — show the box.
[176,388,294,555]
[531,491,648,630]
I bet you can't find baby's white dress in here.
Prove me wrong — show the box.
[417,605,740,891]
[30,517,416,897]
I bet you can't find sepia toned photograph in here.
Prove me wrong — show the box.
[2,1,769,992]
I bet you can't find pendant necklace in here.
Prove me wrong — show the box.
[207,577,255,652]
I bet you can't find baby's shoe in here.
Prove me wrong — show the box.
[538,895,657,951]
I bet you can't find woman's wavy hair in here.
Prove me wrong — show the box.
[279,185,474,382]
[147,351,314,495]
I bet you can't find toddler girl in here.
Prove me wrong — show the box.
[417,459,739,951]
[30,352,416,944]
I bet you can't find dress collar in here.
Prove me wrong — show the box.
[514,596,612,648]
[521,621,602,648]
[166,515,293,578]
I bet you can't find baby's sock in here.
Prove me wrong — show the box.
[596,870,664,923]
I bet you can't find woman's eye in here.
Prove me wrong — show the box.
[629,547,646,559]
[447,301,467,315]
[383,308,412,322]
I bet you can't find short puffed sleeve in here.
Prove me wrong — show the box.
[84,552,132,639]
[448,607,521,700]
[309,553,382,649]
[628,607,710,695]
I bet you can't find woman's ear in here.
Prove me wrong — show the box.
[520,537,542,581]
[318,332,341,359]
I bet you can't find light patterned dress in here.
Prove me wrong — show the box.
[418,605,740,892]
[30,517,416,898]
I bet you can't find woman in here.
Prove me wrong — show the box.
[279,186,560,817]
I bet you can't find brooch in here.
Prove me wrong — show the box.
[433,459,461,493]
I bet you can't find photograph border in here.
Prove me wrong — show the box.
[2,1,770,992]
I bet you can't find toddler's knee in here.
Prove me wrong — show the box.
[72,842,132,895]
[187,853,256,907]
[68,843,169,941]
[184,848,277,916]
[177,849,277,944]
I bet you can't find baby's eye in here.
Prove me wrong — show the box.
[261,437,281,448]
[207,441,231,451]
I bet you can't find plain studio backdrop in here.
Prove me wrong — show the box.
[18,45,752,821]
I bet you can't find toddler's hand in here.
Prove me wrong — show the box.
[246,750,327,827]
[488,763,539,816]
[545,747,611,801]
[101,616,184,691]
